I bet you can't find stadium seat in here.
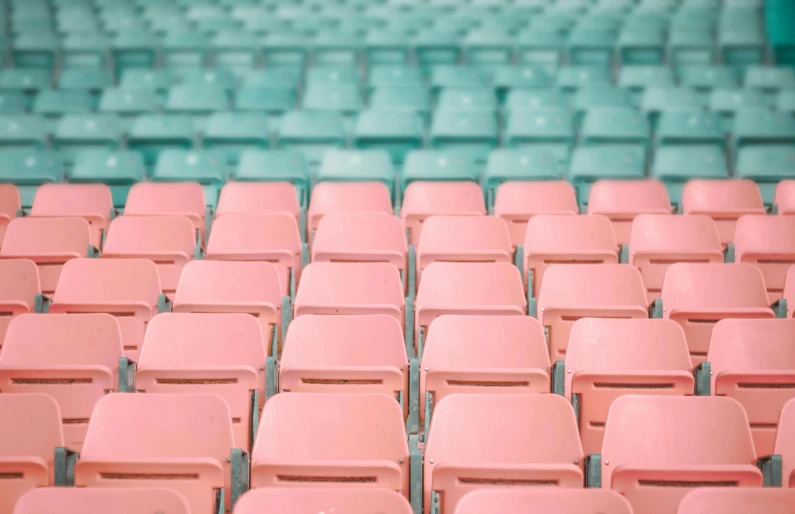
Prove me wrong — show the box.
[0,149,64,208]
[537,264,648,361]
[354,111,424,165]
[572,87,634,126]
[738,146,795,205]
[492,65,553,103]
[278,110,346,164]
[203,112,270,164]
[557,65,612,96]
[307,182,393,242]
[12,488,192,514]
[455,489,632,514]
[250,393,410,496]
[0,313,125,451]
[233,150,310,209]
[656,263,775,366]
[414,262,525,355]
[506,88,568,112]
[124,182,209,246]
[234,488,411,514]
[587,180,672,245]
[262,32,308,68]
[212,31,260,69]
[111,32,158,77]
[437,88,497,114]
[368,65,424,90]
[54,114,122,165]
[569,145,647,206]
[581,107,650,148]
[677,488,795,514]
[98,88,158,130]
[653,146,730,205]
[318,149,396,201]
[65,150,142,208]
[710,88,770,133]
[745,66,795,93]
[679,66,740,97]
[598,396,762,514]
[216,182,300,233]
[28,183,112,249]
[424,394,583,514]
[430,110,498,163]
[733,110,795,160]
[401,150,479,194]
[641,87,705,129]
[618,66,675,105]
[128,114,195,167]
[657,111,726,151]
[32,90,93,127]
[0,258,42,349]
[681,179,766,247]
[0,394,68,514]
[770,398,795,487]
[368,87,431,122]
[493,181,578,247]
[505,107,575,168]
[137,313,266,450]
[617,28,665,66]
[516,29,565,71]
[733,215,795,301]
[484,149,564,210]
[776,180,795,216]
[0,183,19,246]
[559,318,694,454]
[0,69,51,109]
[153,150,226,209]
[401,182,485,246]
[119,69,177,98]
[74,393,244,514]
[0,114,47,150]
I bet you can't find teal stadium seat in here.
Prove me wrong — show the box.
[233,149,310,208]
[153,149,226,208]
[54,113,122,166]
[68,150,146,207]
[278,110,346,164]
[203,112,270,165]
[0,114,47,149]
[354,110,424,165]
[0,148,63,207]
[569,144,647,205]
[401,149,479,196]
[653,146,730,205]
[317,149,395,201]
[128,114,195,166]
[430,110,498,163]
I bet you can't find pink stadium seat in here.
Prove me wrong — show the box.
[628,214,724,302]
[401,182,486,245]
[0,394,64,514]
[217,182,300,224]
[294,262,405,329]
[494,181,579,248]
[659,263,774,366]
[13,488,191,514]
[587,180,672,245]
[49,258,161,362]
[137,313,267,450]
[601,396,762,514]
[0,184,20,248]
[785,265,795,317]
[0,314,124,453]
[233,488,412,514]
[279,315,409,416]
[414,262,526,355]
[311,213,408,289]
[124,182,208,244]
[0,259,41,351]
[0,217,92,294]
[307,182,393,241]
[776,180,795,215]
[537,264,648,362]
[420,316,550,431]
[775,399,795,487]
[733,215,795,301]
[424,394,584,514]
[173,260,286,357]
[564,318,694,454]
[205,213,303,296]
[707,319,795,456]
[75,394,238,514]
[681,179,765,247]
[102,216,197,298]
[250,393,410,496]
[522,215,618,298]
[28,184,113,249]
[455,489,633,514]
[678,488,795,514]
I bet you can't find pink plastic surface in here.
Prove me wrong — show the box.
[587,180,672,245]
[401,182,486,245]
[733,215,795,301]
[775,398,795,487]
[0,258,40,351]
[0,184,19,248]
[417,215,512,274]
[681,179,765,247]
[29,184,112,248]
[455,489,633,514]
[678,488,795,514]
[494,181,579,247]
[308,182,393,241]
[775,180,795,216]
[124,182,207,244]
[233,488,412,514]
[12,488,191,514]
[217,182,299,223]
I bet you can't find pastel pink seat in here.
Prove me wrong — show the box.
[708,319,795,456]
[401,182,486,245]
[494,181,579,247]
[206,213,303,296]
[75,394,236,514]
[124,182,207,244]
[250,393,410,496]
[0,184,20,248]
[678,488,795,514]
[420,316,550,425]
[173,261,285,357]
[601,396,762,514]
[424,394,584,514]
[0,313,123,453]
[217,182,300,224]
[659,263,774,366]
[455,489,633,514]
[13,488,191,514]
[49,258,161,362]
[28,184,112,249]
[0,259,40,352]
[587,180,672,245]
[233,488,412,514]
[681,179,765,247]
[311,213,408,287]
[136,313,267,451]
[565,318,694,454]
[102,216,196,297]
[415,262,526,354]
[523,214,618,298]
[628,214,724,302]
[775,399,795,487]
[279,315,409,416]
[294,262,405,330]
[0,394,63,514]
[0,217,91,294]
[307,182,393,241]
[537,264,648,362]
[733,215,795,301]
[776,180,795,215]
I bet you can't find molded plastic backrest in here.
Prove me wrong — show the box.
[417,216,512,270]
[307,182,393,239]
[682,179,765,245]
[587,180,672,244]
[494,181,579,246]
[661,263,772,313]
[0,392,63,462]
[0,183,20,242]
[312,213,407,271]
[401,181,486,245]
[0,258,40,309]
[734,215,795,299]
[216,182,299,219]
[455,489,633,514]
[124,182,206,225]
[678,488,795,514]
[103,215,196,261]
[775,399,795,486]
[233,488,412,514]
[12,488,192,514]
[538,264,647,313]
[775,180,795,215]
[29,183,112,248]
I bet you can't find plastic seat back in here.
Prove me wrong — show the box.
[566,318,694,454]
[233,488,412,514]
[602,396,762,514]
[216,182,299,223]
[523,215,618,298]
[307,182,393,241]
[417,215,512,274]
[29,183,112,249]
[678,488,795,514]
[250,393,409,494]
[50,258,161,361]
[777,180,795,216]
[587,180,672,245]
[124,182,208,244]
[784,266,795,319]
[0,258,40,350]
[494,181,578,247]
[455,489,632,514]
[75,393,235,514]
[12,488,191,514]
[537,264,648,361]
[629,214,724,301]
[0,184,20,246]
[424,394,583,514]
[681,179,765,246]
[400,182,486,245]
[775,399,795,487]
[660,263,774,366]
[734,215,795,301]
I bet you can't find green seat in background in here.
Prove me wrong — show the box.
[580,106,650,148]
[306,65,361,87]
[54,113,122,166]
[744,66,795,94]
[569,144,647,206]
[0,114,47,149]
[278,110,346,164]
[203,112,270,165]
[484,148,564,210]
[262,32,308,69]
[165,85,228,132]
[242,67,301,90]
[618,66,676,105]
[179,68,238,94]
[652,145,730,205]
[430,110,498,163]
[430,65,486,98]
[679,65,740,100]
[0,91,28,114]
[353,110,423,165]
[153,149,227,208]
[111,31,159,79]
[737,146,795,205]
[99,88,158,132]
[492,65,553,104]
[119,68,178,100]
[233,149,310,208]
[0,148,63,207]
[368,87,431,123]
[567,29,616,67]
[732,109,795,160]
[505,107,574,169]
[12,32,59,70]
[778,90,795,115]
[401,149,479,198]
[61,32,110,69]
[302,83,363,115]
[505,88,568,113]
[128,114,195,167]
[312,32,362,65]
[656,110,725,150]
[641,87,706,129]
[669,29,715,72]
[573,87,634,126]
[0,69,51,109]
[413,31,461,74]
[464,29,515,69]
[709,88,770,133]
[617,27,666,65]
[437,87,497,113]
[367,65,424,91]
[234,87,296,121]
[317,149,396,201]
[68,150,146,207]
[718,28,766,73]
[556,65,612,97]
[32,90,94,129]
[516,29,565,73]
[58,68,113,107]
[211,31,260,69]
[162,31,209,69]
[365,30,412,66]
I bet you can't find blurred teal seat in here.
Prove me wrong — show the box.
[179,68,238,96]
[128,114,195,166]
[569,144,647,205]
[368,65,424,90]
[0,91,28,114]
[302,83,363,115]
[556,65,612,97]
[401,149,479,194]
[413,31,461,73]
[165,85,228,131]
[0,69,51,109]
[353,110,423,165]
[153,149,227,208]
[516,29,565,73]
[567,29,616,67]
[617,27,665,65]
[235,87,296,115]
[61,32,109,69]
[203,112,270,164]
[505,107,574,168]
[12,31,59,70]
[262,32,308,69]
[317,149,395,200]
[641,87,705,128]
[32,90,94,127]
[652,145,729,204]
[0,148,63,207]
[679,65,740,99]
[233,149,310,207]
[243,68,302,90]
[657,110,725,149]
[0,114,47,149]
[464,29,515,68]
[778,90,795,114]
[573,87,634,126]
[430,66,486,98]
[733,109,795,157]
[737,146,795,204]
[312,32,362,65]
[211,31,260,69]
[484,148,563,209]
[618,67,676,105]
[54,113,122,165]
[581,107,650,148]
[669,29,715,71]
[365,30,412,65]
[719,28,766,72]
[709,88,770,132]
[430,110,498,163]
[119,69,178,103]
[111,31,159,78]
[306,65,361,87]
[492,65,553,103]
[99,88,158,131]
[437,87,497,113]
[162,31,209,69]
[369,87,431,122]
[68,150,146,207]
[278,110,346,164]
[506,88,568,113]
[58,68,113,106]
[744,66,795,94]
